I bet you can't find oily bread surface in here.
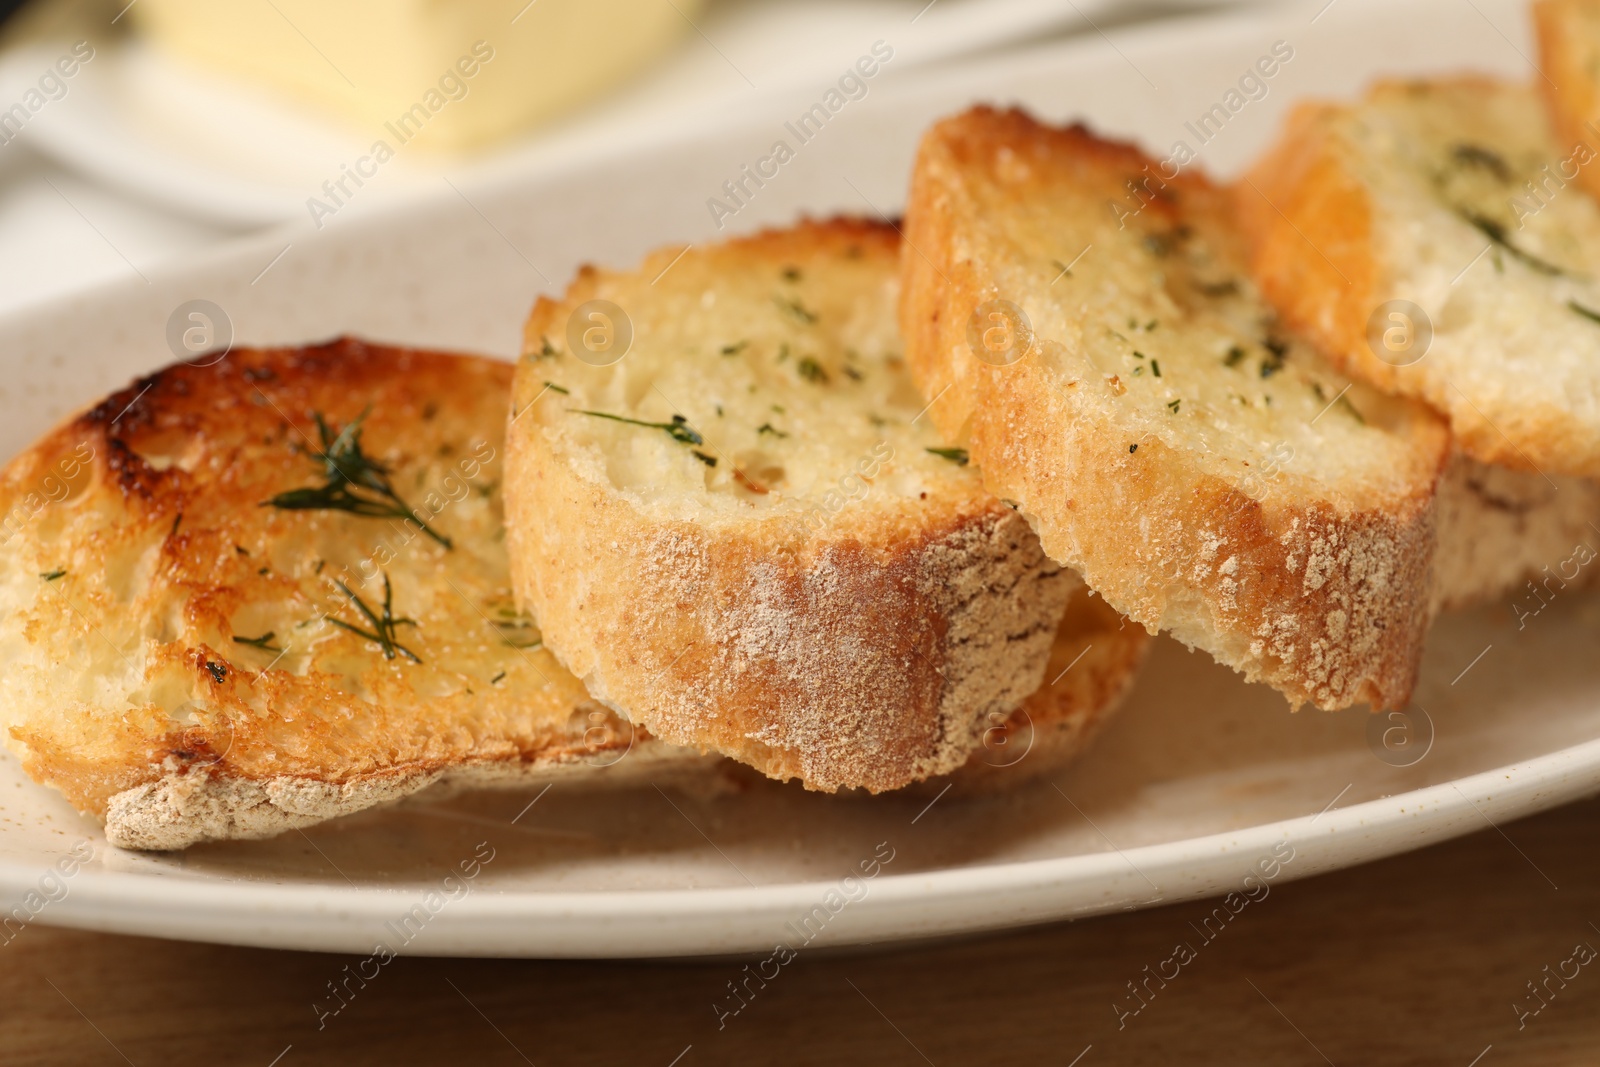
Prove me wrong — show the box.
[0,340,703,849]
[901,107,1449,711]
[505,218,1075,792]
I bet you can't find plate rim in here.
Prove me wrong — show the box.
[0,0,1586,958]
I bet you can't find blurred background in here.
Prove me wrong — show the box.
[0,0,1250,318]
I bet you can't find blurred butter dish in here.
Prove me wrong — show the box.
[128,0,702,150]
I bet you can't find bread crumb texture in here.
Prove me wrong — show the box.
[902,107,1449,711]
[506,218,1075,791]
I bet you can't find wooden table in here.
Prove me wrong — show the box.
[4,795,1598,1066]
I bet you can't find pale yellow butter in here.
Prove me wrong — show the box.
[131,0,702,150]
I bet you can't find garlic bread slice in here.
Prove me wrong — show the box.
[1536,0,1600,206]
[1238,78,1600,480]
[0,340,708,850]
[505,218,1076,792]
[901,108,1449,711]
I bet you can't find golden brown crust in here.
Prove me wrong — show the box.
[1234,101,1382,393]
[1537,0,1600,204]
[901,107,1448,711]
[506,218,1076,791]
[0,339,703,845]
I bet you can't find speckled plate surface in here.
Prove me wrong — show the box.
[2,0,1597,958]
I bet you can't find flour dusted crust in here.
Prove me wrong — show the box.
[939,587,1149,790]
[901,108,1449,711]
[0,340,712,849]
[104,737,710,851]
[505,219,1075,791]
[1237,78,1600,480]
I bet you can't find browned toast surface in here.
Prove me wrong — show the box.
[901,107,1450,711]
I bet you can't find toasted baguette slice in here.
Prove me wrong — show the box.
[505,218,1077,792]
[901,107,1451,712]
[1536,0,1600,205]
[0,340,715,850]
[1238,78,1600,480]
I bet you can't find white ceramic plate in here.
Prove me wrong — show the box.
[2,0,1595,959]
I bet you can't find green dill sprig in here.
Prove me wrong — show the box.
[926,447,970,466]
[1456,210,1570,277]
[232,632,282,653]
[574,410,717,466]
[330,575,421,663]
[264,408,452,549]
[1569,299,1600,325]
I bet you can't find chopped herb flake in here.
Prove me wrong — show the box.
[1224,346,1247,368]
[1167,399,1182,413]
[1451,143,1512,182]
[1570,299,1600,325]
[544,381,570,395]
[774,296,818,325]
[39,569,66,581]
[1196,279,1240,297]
[1457,209,1570,276]
[796,357,829,384]
[232,632,282,653]
[757,422,789,438]
[721,340,749,357]
[926,447,970,466]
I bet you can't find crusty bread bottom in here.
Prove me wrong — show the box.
[104,740,715,851]
[1434,455,1600,612]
